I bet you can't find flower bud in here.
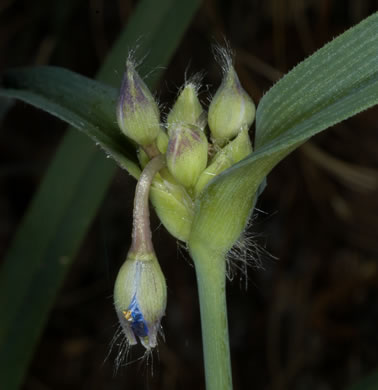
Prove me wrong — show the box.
[137,147,149,168]
[150,176,194,242]
[117,59,161,146]
[225,126,253,163]
[194,150,232,197]
[167,82,204,135]
[166,124,208,189]
[114,251,167,349]
[194,128,252,196]
[137,129,169,169]
[157,129,169,154]
[208,64,255,146]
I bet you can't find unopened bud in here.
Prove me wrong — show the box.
[114,251,167,350]
[167,83,204,135]
[157,129,169,154]
[117,59,161,146]
[194,150,232,197]
[194,128,252,196]
[150,176,194,242]
[208,64,255,146]
[137,147,149,168]
[166,124,208,189]
[226,126,253,163]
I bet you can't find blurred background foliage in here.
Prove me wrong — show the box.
[0,0,377,389]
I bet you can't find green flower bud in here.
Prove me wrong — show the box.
[137,147,149,168]
[166,124,208,189]
[194,150,232,197]
[225,126,253,163]
[194,128,252,196]
[167,82,204,135]
[157,129,169,154]
[137,130,168,169]
[208,64,255,146]
[114,251,167,350]
[150,176,194,242]
[117,59,161,146]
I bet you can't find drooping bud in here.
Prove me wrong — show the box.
[117,59,161,146]
[166,124,208,189]
[114,251,167,349]
[208,57,255,146]
[114,155,166,349]
[167,82,204,135]
[194,128,252,196]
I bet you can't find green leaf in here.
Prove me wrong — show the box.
[348,370,378,390]
[189,12,378,254]
[0,66,141,178]
[0,0,200,388]
[256,11,378,148]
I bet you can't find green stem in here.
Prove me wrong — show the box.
[190,245,233,390]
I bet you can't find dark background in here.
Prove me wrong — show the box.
[1,0,378,389]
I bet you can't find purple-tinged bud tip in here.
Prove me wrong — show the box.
[117,60,161,146]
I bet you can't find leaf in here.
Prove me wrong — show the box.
[0,0,201,389]
[256,11,378,148]
[189,12,378,254]
[0,66,141,178]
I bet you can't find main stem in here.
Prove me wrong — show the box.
[190,245,233,390]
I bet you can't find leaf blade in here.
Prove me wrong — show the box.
[0,67,141,177]
[0,0,201,388]
[189,12,378,254]
[256,11,378,147]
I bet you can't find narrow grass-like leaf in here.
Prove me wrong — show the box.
[256,11,378,147]
[0,0,200,388]
[0,67,140,178]
[190,12,378,253]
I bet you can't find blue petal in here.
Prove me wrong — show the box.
[127,294,149,338]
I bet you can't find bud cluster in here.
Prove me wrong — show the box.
[116,51,255,198]
[114,49,256,351]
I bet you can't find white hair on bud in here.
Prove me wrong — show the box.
[104,323,131,375]
[106,321,162,376]
[205,41,234,108]
[226,210,276,289]
[126,40,165,86]
[140,347,155,376]
[123,46,163,125]
[183,70,205,95]
[212,40,234,76]
[125,41,144,69]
